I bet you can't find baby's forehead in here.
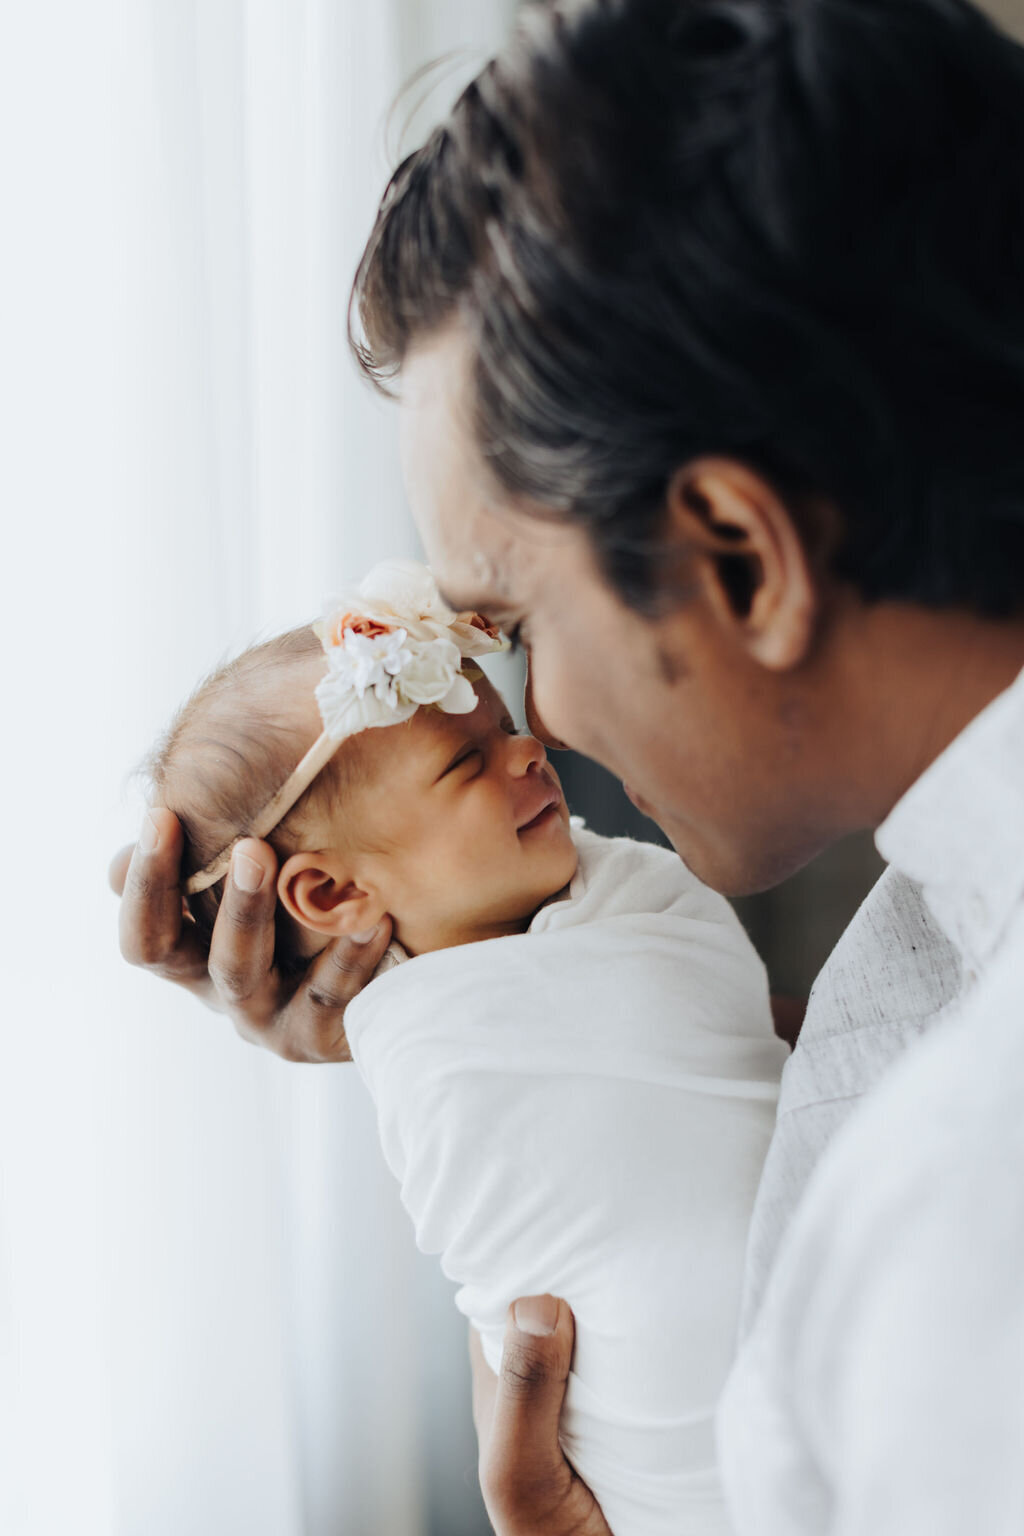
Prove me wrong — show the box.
[359,676,506,759]
[432,675,507,733]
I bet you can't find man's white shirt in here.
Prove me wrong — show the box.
[717,665,1024,1535]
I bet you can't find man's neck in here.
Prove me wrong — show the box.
[838,604,1024,828]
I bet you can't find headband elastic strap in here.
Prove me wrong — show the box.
[184,728,340,896]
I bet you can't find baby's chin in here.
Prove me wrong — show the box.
[531,870,575,918]
[530,821,580,903]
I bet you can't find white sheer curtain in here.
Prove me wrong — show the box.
[2,3,513,1533]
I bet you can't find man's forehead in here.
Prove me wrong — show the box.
[399,326,480,500]
[400,324,585,612]
[431,514,585,616]
[433,548,515,615]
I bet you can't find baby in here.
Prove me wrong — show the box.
[149,560,788,1536]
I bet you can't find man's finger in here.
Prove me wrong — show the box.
[207,839,281,1024]
[490,1296,576,1476]
[108,844,134,897]
[118,809,189,968]
[276,917,394,1062]
[116,811,217,996]
[469,1324,499,1450]
[479,1296,610,1533]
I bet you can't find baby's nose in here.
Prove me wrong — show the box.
[507,730,546,775]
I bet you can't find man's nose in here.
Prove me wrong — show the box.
[524,663,569,751]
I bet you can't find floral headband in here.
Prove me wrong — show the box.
[185,560,508,895]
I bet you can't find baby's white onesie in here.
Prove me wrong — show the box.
[344,824,787,1535]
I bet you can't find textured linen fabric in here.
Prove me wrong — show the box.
[737,866,962,1336]
[345,825,788,1536]
[718,666,1024,1535]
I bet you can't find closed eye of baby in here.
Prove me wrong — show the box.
[442,745,482,778]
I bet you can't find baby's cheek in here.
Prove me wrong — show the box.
[561,832,582,881]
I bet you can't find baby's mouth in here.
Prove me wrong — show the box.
[517,782,563,833]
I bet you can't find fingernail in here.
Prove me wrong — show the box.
[232,851,265,893]
[350,925,379,944]
[140,812,160,854]
[513,1295,559,1337]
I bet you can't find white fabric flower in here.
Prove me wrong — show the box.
[398,635,473,707]
[357,559,457,636]
[318,560,458,649]
[339,628,414,694]
[313,559,508,743]
[437,672,479,713]
[316,672,419,738]
[449,614,511,658]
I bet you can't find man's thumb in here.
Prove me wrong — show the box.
[490,1295,574,1473]
[482,1296,612,1534]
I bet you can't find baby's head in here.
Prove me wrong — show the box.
[148,598,578,966]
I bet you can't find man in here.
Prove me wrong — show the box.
[115,0,1024,1530]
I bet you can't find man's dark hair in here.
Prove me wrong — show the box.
[351,0,1024,616]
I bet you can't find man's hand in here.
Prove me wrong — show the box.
[469,1296,612,1536]
[110,807,392,1061]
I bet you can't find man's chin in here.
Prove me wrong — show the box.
[660,815,825,899]
[662,827,729,892]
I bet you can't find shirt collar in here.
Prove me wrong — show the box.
[875,665,1024,970]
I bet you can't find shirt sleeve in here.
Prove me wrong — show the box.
[794,1128,1024,1536]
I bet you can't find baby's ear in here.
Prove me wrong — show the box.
[277,852,385,938]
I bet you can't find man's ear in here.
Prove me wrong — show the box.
[277,851,387,939]
[666,458,827,670]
